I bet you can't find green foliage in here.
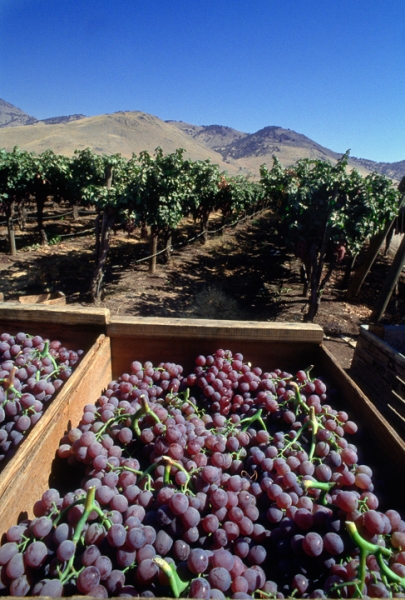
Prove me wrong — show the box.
[261,152,400,257]
[260,151,401,320]
[0,146,37,209]
[123,147,194,232]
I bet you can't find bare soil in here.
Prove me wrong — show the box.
[1,208,404,371]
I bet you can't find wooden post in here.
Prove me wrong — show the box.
[6,206,17,256]
[149,226,158,275]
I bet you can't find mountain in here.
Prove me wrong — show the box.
[0,99,38,128]
[0,98,402,179]
[0,109,242,174]
[166,122,246,151]
[349,156,405,182]
[40,114,86,125]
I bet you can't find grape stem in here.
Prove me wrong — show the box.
[131,395,161,437]
[240,408,267,431]
[37,340,59,372]
[308,406,319,461]
[302,479,335,505]
[152,557,189,598]
[1,367,22,401]
[55,487,112,586]
[59,487,98,585]
[345,521,398,595]
[289,381,310,416]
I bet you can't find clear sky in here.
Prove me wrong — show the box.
[1,0,404,163]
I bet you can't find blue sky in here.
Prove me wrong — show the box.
[1,0,404,163]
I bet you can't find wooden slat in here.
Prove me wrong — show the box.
[351,325,405,440]
[107,316,324,343]
[0,335,113,535]
[0,304,110,327]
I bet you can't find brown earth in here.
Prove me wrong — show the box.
[0,208,404,371]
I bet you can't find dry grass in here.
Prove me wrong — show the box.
[186,285,244,320]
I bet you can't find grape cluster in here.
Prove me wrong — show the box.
[0,331,83,469]
[1,348,404,598]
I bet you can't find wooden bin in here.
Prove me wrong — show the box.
[1,316,405,570]
[351,324,405,438]
[0,304,113,538]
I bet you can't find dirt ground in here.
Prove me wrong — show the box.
[0,208,404,371]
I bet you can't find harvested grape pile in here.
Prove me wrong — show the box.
[0,332,83,470]
[1,349,405,598]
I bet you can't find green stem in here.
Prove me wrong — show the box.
[164,462,171,485]
[59,487,100,585]
[95,412,132,440]
[345,521,393,595]
[376,548,405,588]
[307,406,319,461]
[38,340,59,372]
[240,408,267,431]
[289,381,310,415]
[152,557,189,598]
[130,395,161,437]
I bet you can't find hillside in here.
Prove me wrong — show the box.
[0,99,38,128]
[0,111,244,175]
[0,98,402,179]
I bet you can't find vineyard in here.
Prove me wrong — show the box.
[0,146,403,328]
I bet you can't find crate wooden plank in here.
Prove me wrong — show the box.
[351,324,405,438]
[0,304,110,326]
[0,334,113,535]
[107,317,324,377]
[0,304,110,350]
[108,316,324,342]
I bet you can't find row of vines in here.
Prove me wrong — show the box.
[0,146,402,321]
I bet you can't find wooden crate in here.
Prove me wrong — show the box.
[0,314,405,598]
[1,315,405,544]
[351,324,405,438]
[0,304,113,536]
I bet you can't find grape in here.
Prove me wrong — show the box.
[57,539,76,561]
[82,545,101,566]
[135,559,158,585]
[302,532,324,557]
[31,515,53,537]
[169,492,189,516]
[77,566,101,594]
[10,574,31,596]
[24,540,48,567]
[1,348,404,599]
[105,569,125,594]
[154,530,173,555]
[33,578,64,597]
[190,577,211,599]
[6,552,24,579]
[209,567,232,592]
[364,510,385,535]
[187,548,209,574]
[323,532,344,555]
[0,543,18,566]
